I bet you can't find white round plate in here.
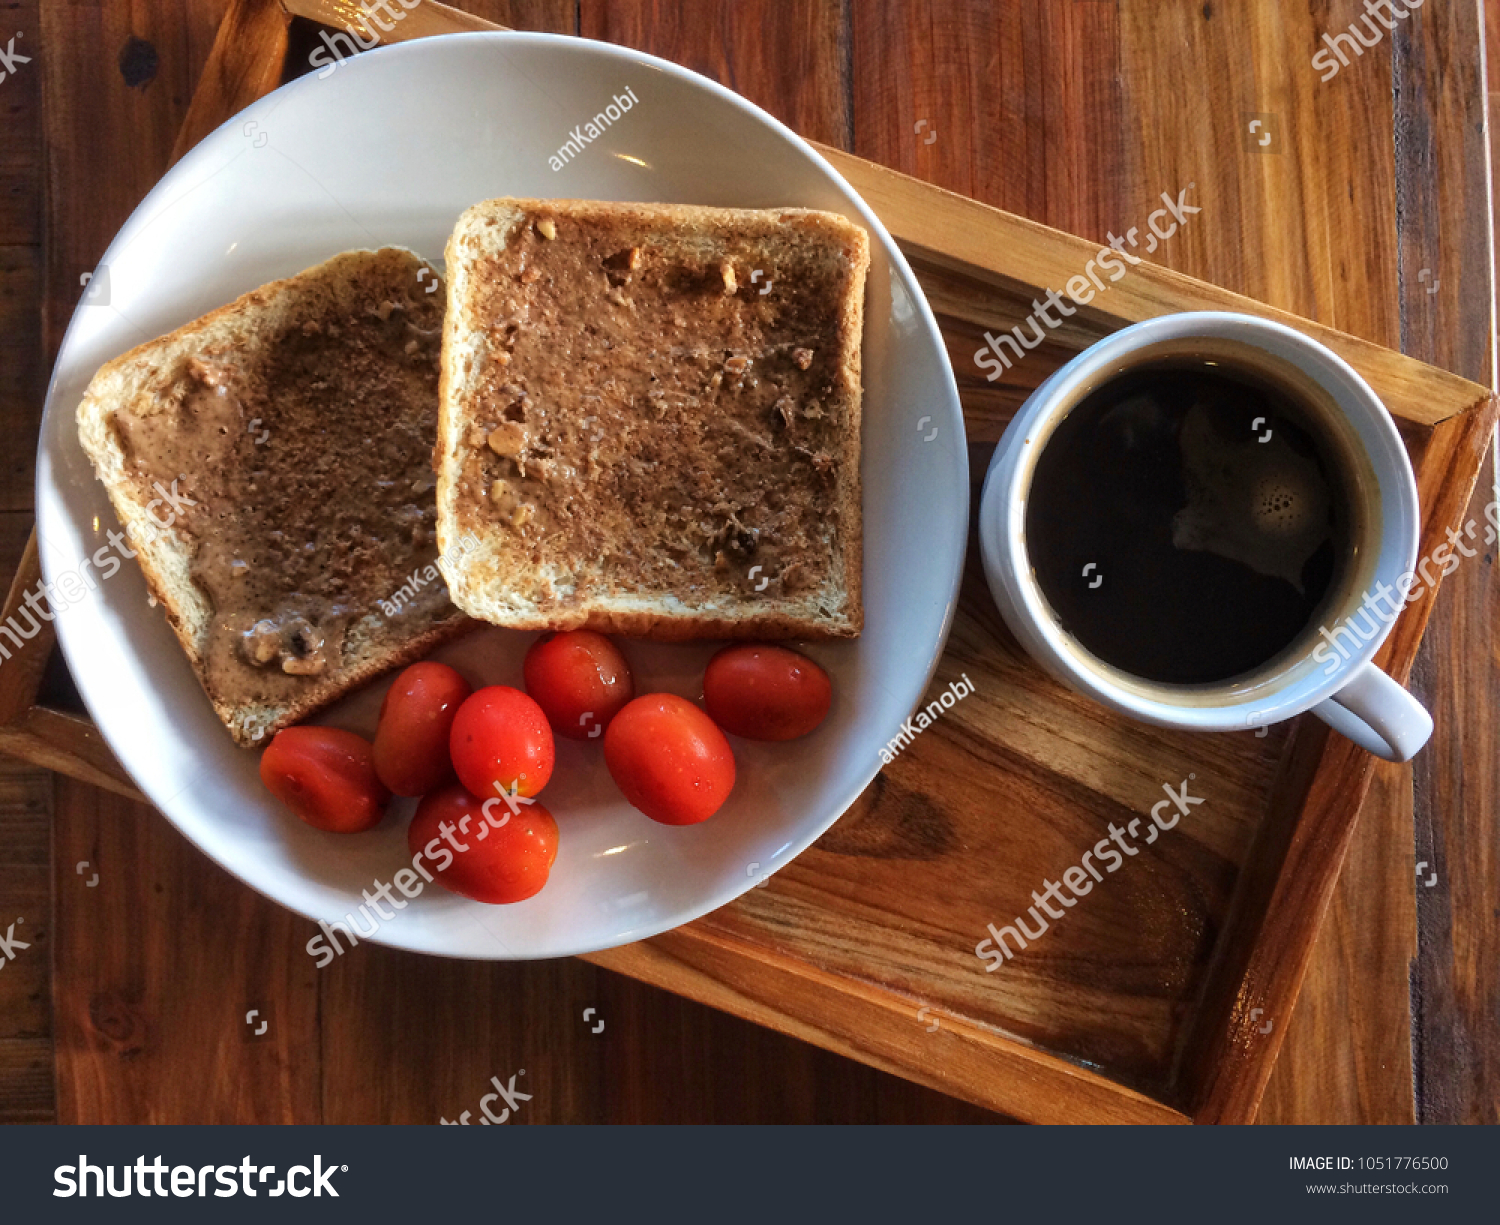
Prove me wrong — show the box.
[36,32,967,959]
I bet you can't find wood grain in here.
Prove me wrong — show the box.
[0,709,145,801]
[0,531,53,727]
[850,2,1130,253]
[0,1,42,512]
[170,0,291,165]
[0,244,43,511]
[40,1,230,359]
[53,778,320,1124]
[0,3,41,182]
[1263,0,1500,1125]
[0,754,52,1123]
[586,926,1191,1124]
[319,930,1006,1123]
[0,0,54,1124]
[838,0,1493,1122]
[1409,457,1500,1125]
[285,0,513,44]
[1395,0,1500,1127]
[813,148,1489,431]
[581,0,850,147]
[1259,706,1419,1124]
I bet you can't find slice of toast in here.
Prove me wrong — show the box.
[436,198,869,640]
[77,248,472,747]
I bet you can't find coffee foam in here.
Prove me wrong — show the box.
[1171,397,1332,592]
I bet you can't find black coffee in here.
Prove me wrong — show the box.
[1025,358,1348,684]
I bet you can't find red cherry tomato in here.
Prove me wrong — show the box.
[604,693,735,825]
[259,726,389,833]
[373,661,472,796]
[703,644,833,741]
[449,685,555,800]
[407,783,559,904]
[523,631,635,740]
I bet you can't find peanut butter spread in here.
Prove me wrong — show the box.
[109,261,448,706]
[451,210,859,606]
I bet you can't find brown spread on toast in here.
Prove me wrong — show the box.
[109,290,445,706]
[448,212,849,605]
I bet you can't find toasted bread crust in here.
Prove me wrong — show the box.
[205,616,479,745]
[76,248,473,747]
[437,199,868,640]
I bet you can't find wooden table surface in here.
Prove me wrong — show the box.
[1,0,1496,1124]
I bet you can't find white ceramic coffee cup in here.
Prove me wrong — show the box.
[978,311,1433,762]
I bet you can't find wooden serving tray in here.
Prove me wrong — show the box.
[3,0,1494,1124]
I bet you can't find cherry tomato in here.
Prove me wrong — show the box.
[373,661,472,796]
[449,685,555,800]
[604,693,735,825]
[407,783,559,904]
[259,726,389,833]
[523,631,634,740]
[703,644,833,742]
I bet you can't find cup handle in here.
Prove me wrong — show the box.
[1310,661,1433,762]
